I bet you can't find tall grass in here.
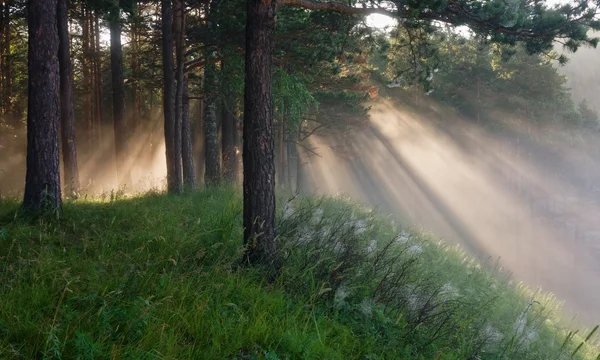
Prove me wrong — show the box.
[0,188,598,359]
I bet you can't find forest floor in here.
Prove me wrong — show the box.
[0,188,599,359]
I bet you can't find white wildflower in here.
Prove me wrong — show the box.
[396,231,410,244]
[407,244,422,255]
[355,219,368,235]
[360,299,373,317]
[514,312,527,336]
[481,324,504,347]
[282,203,295,220]
[366,239,377,255]
[334,286,350,308]
[440,282,459,298]
[313,208,324,223]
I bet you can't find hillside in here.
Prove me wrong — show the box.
[1,188,599,359]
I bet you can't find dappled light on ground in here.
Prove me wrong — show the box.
[303,96,600,325]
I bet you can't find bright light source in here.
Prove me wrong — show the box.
[366,14,397,31]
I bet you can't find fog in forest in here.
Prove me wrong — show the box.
[302,91,600,326]
[2,38,600,327]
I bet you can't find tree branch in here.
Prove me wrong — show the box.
[277,0,396,17]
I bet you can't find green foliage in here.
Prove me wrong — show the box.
[1,188,599,359]
[273,69,317,134]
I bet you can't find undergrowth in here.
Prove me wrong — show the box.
[0,188,598,359]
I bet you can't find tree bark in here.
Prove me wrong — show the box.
[58,0,79,196]
[3,2,12,120]
[94,12,103,143]
[162,0,182,193]
[194,95,205,183]
[181,76,196,188]
[23,0,62,215]
[242,0,278,267]
[110,12,130,187]
[82,4,92,150]
[221,100,236,183]
[173,0,185,188]
[203,62,220,185]
[130,5,141,134]
[278,113,287,188]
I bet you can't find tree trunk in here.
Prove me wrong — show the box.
[233,108,240,183]
[0,3,4,116]
[278,113,287,188]
[3,2,12,121]
[195,96,205,183]
[110,12,130,187]
[94,12,103,143]
[296,125,303,192]
[130,6,141,134]
[242,0,278,267]
[82,4,92,151]
[23,0,62,215]
[181,76,195,188]
[162,0,182,193]
[58,0,79,196]
[203,62,220,185]
[173,0,185,188]
[221,100,236,182]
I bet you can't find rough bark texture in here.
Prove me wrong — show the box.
[162,0,182,193]
[173,0,184,188]
[203,62,220,185]
[242,0,278,267]
[221,100,236,183]
[110,13,130,187]
[58,0,79,196]
[181,76,196,189]
[23,0,62,215]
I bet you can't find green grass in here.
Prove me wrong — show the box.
[0,188,599,359]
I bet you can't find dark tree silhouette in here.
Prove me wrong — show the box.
[23,0,62,215]
[109,8,130,187]
[162,0,183,193]
[57,0,79,196]
[242,0,278,266]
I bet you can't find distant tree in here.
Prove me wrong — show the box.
[22,0,62,215]
[162,0,183,194]
[57,0,79,196]
[109,2,130,187]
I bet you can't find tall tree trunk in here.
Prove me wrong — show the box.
[173,0,185,187]
[0,3,4,117]
[162,0,182,193]
[82,4,92,150]
[278,112,287,188]
[221,100,236,182]
[203,62,220,185]
[233,107,240,183]
[94,12,103,142]
[181,76,195,188]
[23,0,62,215]
[296,128,303,192]
[195,96,205,183]
[110,12,130,187]
[130,7,141,134]
[242,0,278,267]
[3,3,11,118]
[58,0,79,196]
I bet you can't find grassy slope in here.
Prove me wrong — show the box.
[0,188,598,359]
